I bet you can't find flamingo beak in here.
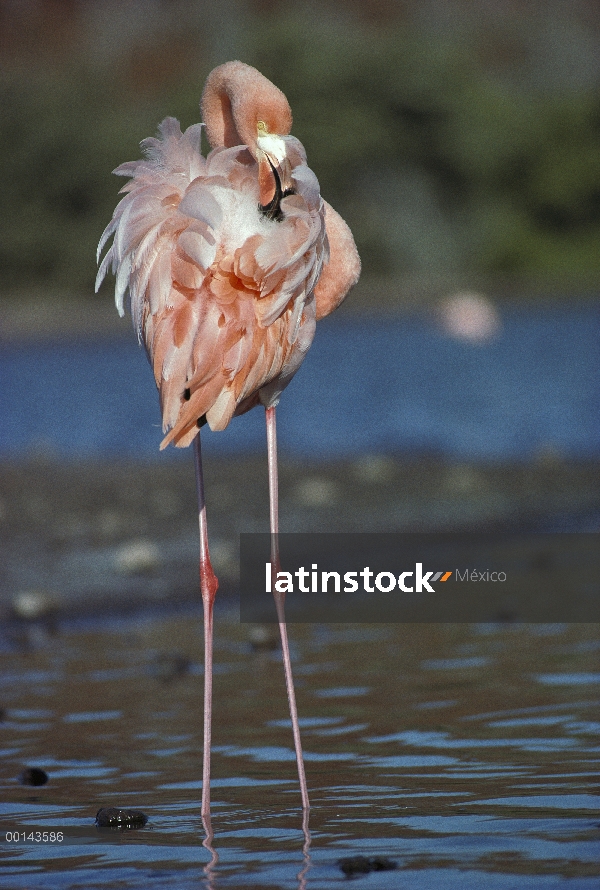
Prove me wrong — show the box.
[256,124,294,217]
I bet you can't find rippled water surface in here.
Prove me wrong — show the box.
[1,612,598,888]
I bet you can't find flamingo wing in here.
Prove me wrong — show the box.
[96,122,327,448]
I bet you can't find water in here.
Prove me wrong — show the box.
[1,302,598,461]
[1,302,598,887]
[1,613,598,888]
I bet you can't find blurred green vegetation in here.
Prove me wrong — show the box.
[1,5,600,302]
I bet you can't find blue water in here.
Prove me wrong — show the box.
[1,303,598,461]
[1,617,599,889]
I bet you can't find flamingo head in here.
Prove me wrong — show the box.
[201,62,297,218]
[255,120,296,219]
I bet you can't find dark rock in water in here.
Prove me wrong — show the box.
[18,767,48,786]
[95,807,148,829]
[338,855,397,875]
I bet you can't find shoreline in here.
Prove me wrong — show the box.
[1,286,598,341]
[1,455,597,620]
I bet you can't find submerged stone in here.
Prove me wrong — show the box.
[338,855,397,875]
[18,767,48,786]
[95,807,148,829]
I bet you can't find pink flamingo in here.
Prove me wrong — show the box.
[96,60,360,814]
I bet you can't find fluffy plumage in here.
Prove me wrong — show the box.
[96,63,360,449]
[95,61,361,818]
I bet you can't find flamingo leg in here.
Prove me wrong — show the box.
[265,405,310,810]
[193,432,219,817]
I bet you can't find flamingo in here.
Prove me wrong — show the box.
[96,60,360,814]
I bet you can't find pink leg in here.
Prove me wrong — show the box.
[194,433,219,817]
[265,405,310,810]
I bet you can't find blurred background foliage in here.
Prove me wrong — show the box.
[1,0,600,305]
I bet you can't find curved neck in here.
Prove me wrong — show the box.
[201,66,244,148]
[201,61,292,156]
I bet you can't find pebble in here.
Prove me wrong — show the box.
[18,767,48,786]
[114,540,161,574]
[248,625,280,651]
[95,807,148,829]
[338,855,397,875]
[294,477,340,507]
[210,540,238,579]
[11,591,57,621]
